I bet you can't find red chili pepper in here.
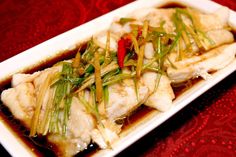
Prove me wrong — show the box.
[138,26,143,37]
[118,38,126,68]
[123,34,132,48]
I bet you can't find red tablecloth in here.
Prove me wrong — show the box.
[0,0,235,157]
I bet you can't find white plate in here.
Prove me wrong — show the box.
[0,0,236,157]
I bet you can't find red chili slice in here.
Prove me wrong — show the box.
[117,38,126,68]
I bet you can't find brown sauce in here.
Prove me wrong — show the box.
[0,2,235,157]
[160,2,186,9]
[122,105,155,131]
[0,99,55,157]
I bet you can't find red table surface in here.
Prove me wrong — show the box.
[0,0,235,157]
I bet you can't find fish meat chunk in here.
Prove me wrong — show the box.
[90,77,149,148]
[206,29,234,48]
[142,72,175,111]
[1,83,36,128]
[144,42,155,59]
[11,72,41,87]
[104,77,149,120]
[140,8,176,34]
[109,20,142,38]
[198,7,229,31]
[67,97,95,147]
[165,29,234,67]
[93,32,119,51]
[0,64,125,155]
[0,65,62,128]
[167,43,236,83]
[1,66,99,156]
[130,7,229,33]
[48,97,96,157]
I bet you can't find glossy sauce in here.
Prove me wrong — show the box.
[0,99,55,157]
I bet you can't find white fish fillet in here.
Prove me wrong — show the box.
[1,83,36,127]
[48,97,95,157]
[104,78,149,121]
[141,8,176,34]
[167,43,236,83]
[144,42,155,59]
[1,67,98,156]
[207,29,234,48]
[142,72,175,111]
[165,29,234,67]
[109,20,142,38]
[129,7,230,33]
[198,7,229,31]
[12,72,41,87]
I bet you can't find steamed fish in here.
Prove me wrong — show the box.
[0,5,235,157]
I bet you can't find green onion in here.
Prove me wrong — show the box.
[78,95,100,121]
[176,38,182,61]
[85,64,94,74]
[82,39,98,62]
[156,36,161,70]
[136,20,149,78]
[145,67,161,73]
[154,73,162,92]
[102,73,134,86]
[185,24,202,49]
[119,17,135,25]
[124,59,136,67]
[72,49,81,68]
[30,73,54,137]
[166,32,182,56]
[94,52,103,103]
[103,68,121,83]
[48,63,73,135]
[172,9,193,54]
[130,34,140,55]
[76,61,119,92]
[38,88,55,135]
[103,86,109,111]
[196,29,215,48]
[104,31,111,66]
[63,95,72,133]
[166,56,177,69]
[142,57,157,70]
[172,8,215,56]
[132,66,139,101]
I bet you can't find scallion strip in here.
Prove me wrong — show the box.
[104,31,111,66]
[30,73,53,137]
[103,86,109,111]
[72,49,81,68]
[94,52,103,103]
[102,73,134,86]
[76,61,119,92]
[136,20,149,78]
[130,34,140,55]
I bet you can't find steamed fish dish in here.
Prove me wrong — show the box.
[1,6,236,157]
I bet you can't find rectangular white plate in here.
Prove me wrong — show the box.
[0,0,236,157]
